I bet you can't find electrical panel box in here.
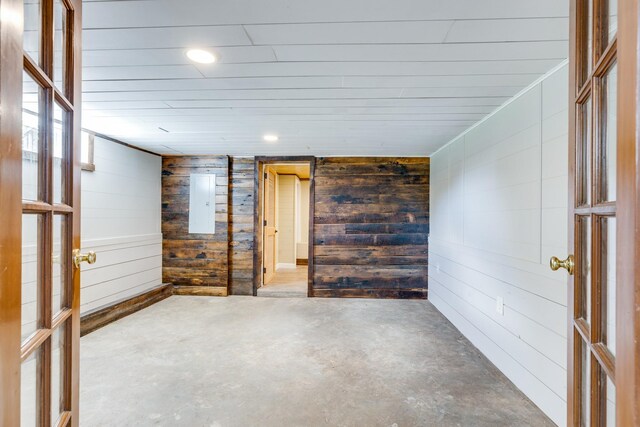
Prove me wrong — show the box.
[188,174,216,234]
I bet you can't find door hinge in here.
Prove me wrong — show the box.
[264,172,268,179]
[264,219,267,226]
[263,267,267,274]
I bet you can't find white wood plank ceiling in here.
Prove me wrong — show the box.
[81,0,569,156]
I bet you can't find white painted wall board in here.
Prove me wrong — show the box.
[84,25,251,50]
[82,107,494,118]
[82,74,538,95]
[196,60,560,79]
[160,98,508,109]
[83,65,204,81]
[82,46,277,67]
[429,64,569,426]
[193,60,561,79]
[429,288,567,424]
[83,0,568,29]
[273,41,568,63]
[445,18,569,43]
[245,21,453,45]
[79,136,162,314]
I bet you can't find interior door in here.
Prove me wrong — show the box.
[263,168,277,284]
[0,0,84,425]
[560,0,639,425]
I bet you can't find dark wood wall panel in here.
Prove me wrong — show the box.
[162,156,229,293]
[229,156,255,295]
[312,157,429,299]
[161,156,427,299]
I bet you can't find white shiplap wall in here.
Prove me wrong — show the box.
[429,64,569,426]
[80,136,162,314]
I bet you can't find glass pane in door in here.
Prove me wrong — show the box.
[580,0,594,86]
[22,72,41,202]
[601,216,616,356]
[605,375,616,426]
[53,0,68,93]
[581,341,591,427]
[21,348,40,427]
[51,323,67,422]
[53,102,67,205]
[22,214,41,342]
[579,98,593,206]
[607,0,618,42]
[579,216,592,324]
[23,0,41,64]
[53,214,67,315]
[599,63,617,202]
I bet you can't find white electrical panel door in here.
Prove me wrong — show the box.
[188,174,216,234]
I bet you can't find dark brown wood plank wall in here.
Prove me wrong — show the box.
[229,157,255,295]
[161,156,428,299]
[312,157,430,299]
[162,156,229,293]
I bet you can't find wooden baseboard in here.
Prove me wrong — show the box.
[296,258,309,266]
[311,288,428,299]
[80,284,173,336]
[173,285,228,297]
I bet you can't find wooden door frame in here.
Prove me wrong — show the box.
[0,0,26,423]
[253,156,315,296]
[568,0,640,425]
[616,0,640,424]
[70,0,83,423]
[0,0,82,424]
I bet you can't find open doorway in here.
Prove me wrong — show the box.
[254,158,314,297]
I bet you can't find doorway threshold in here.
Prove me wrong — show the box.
[257,266,308,298]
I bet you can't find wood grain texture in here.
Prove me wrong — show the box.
[173,285,228,296]
[228,157,255,295]
[162,156,428,300]
[70,0,84,422]
[162,156,229,292]
[0,0,25,420]
[616,0,640,423]
[80,284,172,336]
[312,157,429,299]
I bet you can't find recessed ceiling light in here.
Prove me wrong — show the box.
[263,134,279,142]
[186,49,216,64]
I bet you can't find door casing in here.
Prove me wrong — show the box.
[615,0,640,424]
[567,0,640,425]
[0,0,26,423]
[0,0,83,424]
[253,156,315,296]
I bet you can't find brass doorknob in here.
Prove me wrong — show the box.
[550,255,574,275]
[73,249,97,268]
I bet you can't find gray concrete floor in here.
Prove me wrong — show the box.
[80,296,554,427]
